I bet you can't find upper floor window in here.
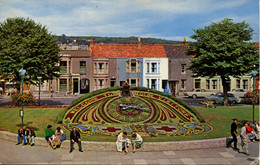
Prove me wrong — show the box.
[99,63,104,73]
[151,63,157,73]
[80,61,86,74]
[126,59,140,73]
[147,63,150,73]
[181,64,186,74]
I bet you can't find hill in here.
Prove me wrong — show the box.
[56,35,182,45]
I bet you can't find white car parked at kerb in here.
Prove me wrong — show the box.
[184,89,216,99]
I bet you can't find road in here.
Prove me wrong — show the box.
[0,138,259,164]
[0,96,251,107]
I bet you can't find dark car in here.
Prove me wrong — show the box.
[205,92,238,104]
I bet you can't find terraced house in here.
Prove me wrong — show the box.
[27,38,257,97]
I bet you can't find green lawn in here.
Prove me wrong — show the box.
[0,106,258,142]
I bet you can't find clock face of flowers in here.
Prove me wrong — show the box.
[63,90,213,136]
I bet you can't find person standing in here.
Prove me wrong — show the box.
[25,126,36,146]
[16,127,27,145]
[45,125,55,148]
[251,121,259,141]
[226,119,239,150]
[239,122,250,155]
[70,127,83,153]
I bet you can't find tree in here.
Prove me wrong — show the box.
[0,17,60,90]
[187,18,258,104]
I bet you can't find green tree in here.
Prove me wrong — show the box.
[187,18,258,103]
[0,17,60,89]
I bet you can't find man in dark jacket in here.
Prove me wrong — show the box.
[70,127,83,153]
[226,119,239,150]
[25,126,36,146]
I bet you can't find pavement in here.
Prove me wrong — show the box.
[0,139,259,164]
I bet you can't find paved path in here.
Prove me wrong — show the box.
[0,139,259,164]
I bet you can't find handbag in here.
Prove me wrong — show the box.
[60,134,66,142]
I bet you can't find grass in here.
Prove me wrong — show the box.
[0,106,259,142]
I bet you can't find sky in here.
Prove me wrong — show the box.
[0,0,259,42]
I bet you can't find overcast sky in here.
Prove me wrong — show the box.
[0,0,259,42]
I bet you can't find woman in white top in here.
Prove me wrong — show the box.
[131,133,143,153]
[116,132,128,152]
[52,126,64,149]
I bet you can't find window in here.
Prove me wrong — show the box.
[80,61,86,74]
[151,79,157,89]
[242,80,248,89]
[98,63,104,73]
[206,80,210,90]
[130,62,136,72]
[236,79,240,89]
[181,64,186,74]
[181,79,187,89]
[126,59,140,73]
[60,79,67,92]
[99,80,104,89]
[151,63,157,73]
[130,79,137,87]
[147,79,150,88]
[194,79,201,89]
[147,63,150,73]
[126,78,139,87]
[60,61,67,73]
[212,80,217,89]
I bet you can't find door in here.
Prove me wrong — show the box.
[73,78,79,94]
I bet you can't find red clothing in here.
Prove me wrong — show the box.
[246,126,254,134]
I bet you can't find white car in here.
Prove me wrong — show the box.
[230,88,247,98]
[184,89,216,99]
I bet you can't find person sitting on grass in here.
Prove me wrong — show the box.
[45,125,55,148]
[116,132,128,153]
[131,133,143,153]
[16,127,27,145]
[25,126,36,146]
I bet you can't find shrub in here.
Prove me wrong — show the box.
[244,89,259,104]
[10,91,35,106]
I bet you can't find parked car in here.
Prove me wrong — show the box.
[184,89,216,99]
[205,92,238,104]
[230,88,247,98]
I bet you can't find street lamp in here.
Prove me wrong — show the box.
[18,68,26,128]
[251,69,258,121]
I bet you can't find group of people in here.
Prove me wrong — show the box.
[227,119,259,155]
[16,126,36,146]
[116,132,143,153]
[45,125,83,152]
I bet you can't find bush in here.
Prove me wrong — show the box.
[10,91,35,106]
[244,89,259,104]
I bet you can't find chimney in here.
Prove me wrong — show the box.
[183,37,188,45]
[89,38,93,47]
[137,37,141,49]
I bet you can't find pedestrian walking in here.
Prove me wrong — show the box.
[226,119,239,150]
[239,122,250,155]
[70,127,83,153]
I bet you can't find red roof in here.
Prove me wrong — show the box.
[91,44,167,58]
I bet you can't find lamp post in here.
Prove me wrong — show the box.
[251,69,258,121]
[19,68,26,128]
[38,77,41,106]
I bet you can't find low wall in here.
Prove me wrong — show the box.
[0,131,230,151]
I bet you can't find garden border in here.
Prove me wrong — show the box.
[0,131,231,151]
